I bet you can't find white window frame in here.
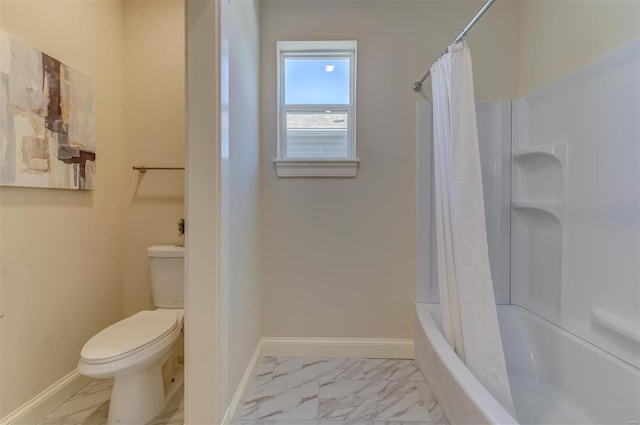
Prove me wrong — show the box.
[275,40,359,177]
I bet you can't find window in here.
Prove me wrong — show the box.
[275,41,358,177]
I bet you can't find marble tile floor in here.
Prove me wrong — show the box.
[36,357,445,425]
[37,378,183,425]
[238,357,448,425]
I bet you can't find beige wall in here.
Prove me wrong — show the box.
[0,0,185,416]
[123,0,185,317]
[0,0,125,416]
[518,0,640,97]
[221,0,262,413]
[184,0,261,420]
[185,0,222,421]
[259,0,640,340]
[259,0,521,339]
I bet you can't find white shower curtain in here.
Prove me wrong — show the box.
[431,42,515,415]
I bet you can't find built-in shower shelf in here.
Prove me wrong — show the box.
[512,143,567,202]
[592,307,640,343]
[512,200,564,221]
[513,143,567,164]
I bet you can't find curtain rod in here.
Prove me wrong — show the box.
[412,0,496,92]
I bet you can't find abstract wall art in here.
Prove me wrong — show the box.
[0,31,95,190]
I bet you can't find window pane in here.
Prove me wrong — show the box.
[284,58,350,105]
[286,110,349,158]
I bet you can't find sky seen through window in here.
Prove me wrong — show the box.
[284,58,350,105]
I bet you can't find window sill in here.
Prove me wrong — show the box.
[274,159,359,178]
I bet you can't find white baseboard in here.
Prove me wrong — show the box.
[221,340,264,425]
[1,370,92,425]
[261,337,414,360]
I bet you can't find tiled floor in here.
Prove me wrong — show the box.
[37,357,444,425]
[238,357,447,425]
[37,378,183,425]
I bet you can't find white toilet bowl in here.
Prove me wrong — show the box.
[78,308,184,425]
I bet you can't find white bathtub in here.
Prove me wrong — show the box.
[414,303,640,425]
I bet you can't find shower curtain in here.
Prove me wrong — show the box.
[431,42,515,415]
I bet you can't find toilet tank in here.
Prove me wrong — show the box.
[147,245,184,308]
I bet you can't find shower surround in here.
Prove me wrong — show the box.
[415,38,640,424]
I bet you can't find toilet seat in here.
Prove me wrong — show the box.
[81,310,179,365]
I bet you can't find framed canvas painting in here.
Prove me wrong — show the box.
[0,31,95,190]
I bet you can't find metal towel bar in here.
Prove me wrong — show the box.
[132,166,185,174]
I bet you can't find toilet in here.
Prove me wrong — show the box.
[78,245,185,425]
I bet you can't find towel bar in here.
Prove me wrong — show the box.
[133,166,185,174]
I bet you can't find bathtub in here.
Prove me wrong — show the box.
[414,303,640,425]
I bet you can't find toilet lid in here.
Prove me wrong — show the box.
[81,310,178,364]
